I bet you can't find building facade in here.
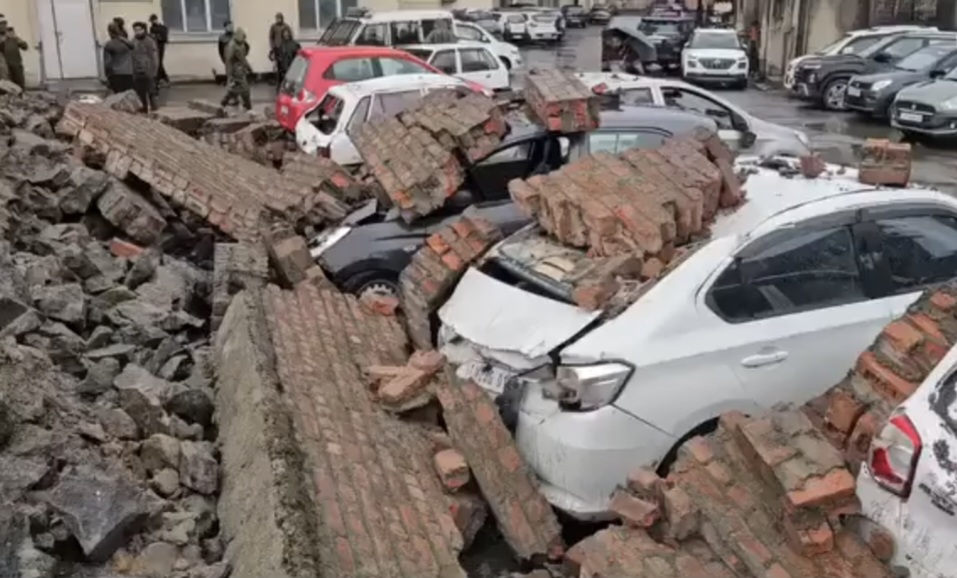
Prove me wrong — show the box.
[4,0,496,87]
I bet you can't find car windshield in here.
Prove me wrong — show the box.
[567,6,586,13]
[689,33,741,50]
[816,33,852,55]
[280,54,309,95]
[639,20,680,36]
[318,19,361,46]
[944,66,957,80]
[896,45,952,70]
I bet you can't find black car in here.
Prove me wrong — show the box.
[637,15,696,72]
[309,107,720,299]
[846,45,957,118]
[791,31,957,111]
[561,5,589,28]
[590,5,613,24]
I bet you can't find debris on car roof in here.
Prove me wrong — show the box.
[859,138,911,186]
[524,68,601,132]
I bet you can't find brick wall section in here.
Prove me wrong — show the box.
[524,69,600,132]
[201,116,256,148]
[222,120,296,167]
[437,378,565,562]
[211,243,269,331]
[351,89,505,222]
[858,138,911,186]
[56,103,340,242]
[566,409,893,578]
[150,106,216,137]
[262,283,467,578]
[804,285,957,472]
[281,152,368,206]
[399,211,503,350]
[508,133,741,260]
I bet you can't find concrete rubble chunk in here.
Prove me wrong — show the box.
[267,234,315,287]
[524,69,600,132]
[102,90,141,114]
[96,180,167,246]
[113,364,172,437]
[179,440,219,495]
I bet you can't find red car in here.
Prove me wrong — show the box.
[276,46,471,132]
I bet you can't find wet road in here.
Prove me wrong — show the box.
[158,25,957,190]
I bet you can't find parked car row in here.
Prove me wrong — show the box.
[789,25,957,139]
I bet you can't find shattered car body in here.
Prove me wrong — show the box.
[439,157,957,519]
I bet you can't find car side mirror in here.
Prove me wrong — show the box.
[873,52,893,64]
[930,68,946,79]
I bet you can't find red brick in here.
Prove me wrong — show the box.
[823,391,865,434]
[378,369,429,405]
[784,517,835,556]
[627,468,664,502]
[785,469,856,509]
[408,350,446,375]
[662,486,698,540]
[609,490,660,528]
[109,238,144,258]
[930,291,957,312]
[856,352,919,403]
[433,448,470,491]
[866,527,895,562]
[765,562,793,578]
[684,437,715,464]
[799,154,826,178]
[881,320,924,354]
[360,293,400,316]
[907,313,945,342]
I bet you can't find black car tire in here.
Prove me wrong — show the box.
[821,76,850,112]
[734,78,748,90]
[500,56,512,70]
[342,270,400,300]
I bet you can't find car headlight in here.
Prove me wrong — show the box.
[942,97,957,111]
[871,79,892,92]
[309,226,351,259]
[685,59,698,68]
[556,362,632,411]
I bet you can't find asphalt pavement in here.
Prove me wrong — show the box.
[156,25,957,190]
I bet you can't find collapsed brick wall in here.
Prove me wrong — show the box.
[211,243,270,331]
[261,283,467,577]
[55,104,340,242]
[567,409,893,578]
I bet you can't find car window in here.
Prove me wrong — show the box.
[895,45,955,71]
[480,140,532,164]
[319,19,361,45]
[506,14,525,23]
[405,48,435,62]
[661,88,733,130]
[461,48,497,72]
[839,35,885,55]
[432,49,458,74]
[619,87,655,106]
[877,215,957,292]
[422,19,452,38]
[377,57,431,76]
[708,226,866,322]
[355,23,388,46]
[688,33,741,50]
[457,23,484,41]
[347,96,372,133]
[324,57,376,81]
[587,130,670,154]
[879,37,932,60]
[309,94,345,136]
[280,54,310,95]
[938,53,957,74]
[390,21,420,44]
[370,90,421,119]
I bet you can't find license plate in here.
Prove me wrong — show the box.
[456,361,515,396]
[798,83,810,97]
[847,86,861,97]
[899,111,923,122]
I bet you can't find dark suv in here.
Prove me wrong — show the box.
[309,107,720,299]
[561,5,589,28]
[791,30,957,111]
[638,16,696,72]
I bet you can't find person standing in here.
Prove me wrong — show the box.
[221,28,251,110]
[268,13,292,57]
[425,20,456,43]
[0,20,28,89]
[747,19,761,79]
[130,22,158,112]
[113,17,129,39]
[274,27,300,93]
[218,20,235,64]
[103,23,134,94]
[148,14,169,86]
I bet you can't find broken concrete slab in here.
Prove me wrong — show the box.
[96,180,167,246]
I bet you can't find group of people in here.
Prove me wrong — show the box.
[102,14,169,113]
[216,12,301,110]
[0,15,29,89]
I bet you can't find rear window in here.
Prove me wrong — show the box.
[324,57,376,81]
[533,14,555,23]
[309,94,346,136]
[280,54,310,95]
[405,48,436,61]
[319,19,361,45]
[370,90,421,120]
[506,14,525,23]
[567,6,586,13]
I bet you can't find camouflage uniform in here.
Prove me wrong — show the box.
[222,28,252,110]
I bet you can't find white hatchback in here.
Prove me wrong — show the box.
[454,20,523,70]
[438,157,953,520]
[404,42,511,92]
[295,73,471,166]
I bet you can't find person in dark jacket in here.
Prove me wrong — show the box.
[130,22,158,112]
[103,23,134,94]
[268,13,292,58]
[0,20,28,89]
[273,27,300,93]
[113,16,129,39]
[221,28,252,110]
[148,14,169,85]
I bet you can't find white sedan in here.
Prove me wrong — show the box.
[438,157,949,519]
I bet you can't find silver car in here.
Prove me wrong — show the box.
[891,65,957,137]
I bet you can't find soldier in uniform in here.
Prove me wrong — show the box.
[221,28,252,110]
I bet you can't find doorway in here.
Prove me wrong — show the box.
[35,0,99,79]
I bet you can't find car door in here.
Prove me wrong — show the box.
[704,217,895,408]
[659,85,749,151]
[458,47,507,90]
[429,49,458,76]
[466,138,537,197]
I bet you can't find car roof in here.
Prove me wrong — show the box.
[354,10,454,22]
[692,28,738,35]
[502,105,718,144]
[574,71,708,92]
[853,24,938,35]
[327,73,462,99]
[299,45,418,59]
[402,41,491,51]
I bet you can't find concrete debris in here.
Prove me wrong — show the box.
[151,106,218,137]
[103,90,142,114]
[351,88,506,222]
[211,243,269,331]
[400,210,503,349]
[858,138,911,186]
[220,119,295,167]
[365,350,446,412]
[524,69,600,132]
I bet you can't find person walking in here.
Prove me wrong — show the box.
[148,14,169,86]
[274,27,300,93]
[0,20,28,89]
[218,20,235,64]
[268,13,292,57]
[103,23,134,94]
[130,21,158,112]
[221,28,252,110]
[747,19,761,80]
[425,20,456,43]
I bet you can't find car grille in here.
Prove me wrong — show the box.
[793,67,814,83]
[701,58,735,70]
[895,100,936,115]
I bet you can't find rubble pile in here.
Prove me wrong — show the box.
[351,89,507,222]
[523,69,600,132]
[220,120,295,167]
[858,138,911,186]
[280,151,368,208]
[0,90,230,578]
[566,409,893,577]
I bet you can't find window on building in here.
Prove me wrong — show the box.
[299,0,360,31]
[162,0,231,32]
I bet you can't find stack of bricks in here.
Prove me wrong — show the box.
[858,138,912,186]
[508,133,742,262]
[566,408,893,577]
[399,210,503,350]
[364,349,447,414]
[221,120,295,167]
[351,89,506,222]
[804,284,957,472]
[281,152,368,206]
[55,103,341,242]
[211,243,269,331]
[523,69,600,132]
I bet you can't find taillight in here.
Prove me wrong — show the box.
[593,82,608,94]
[868,414,922,498]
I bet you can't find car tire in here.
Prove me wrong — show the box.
[342,270,400,301]
[500,57,512,70]
[822,76,850,112]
